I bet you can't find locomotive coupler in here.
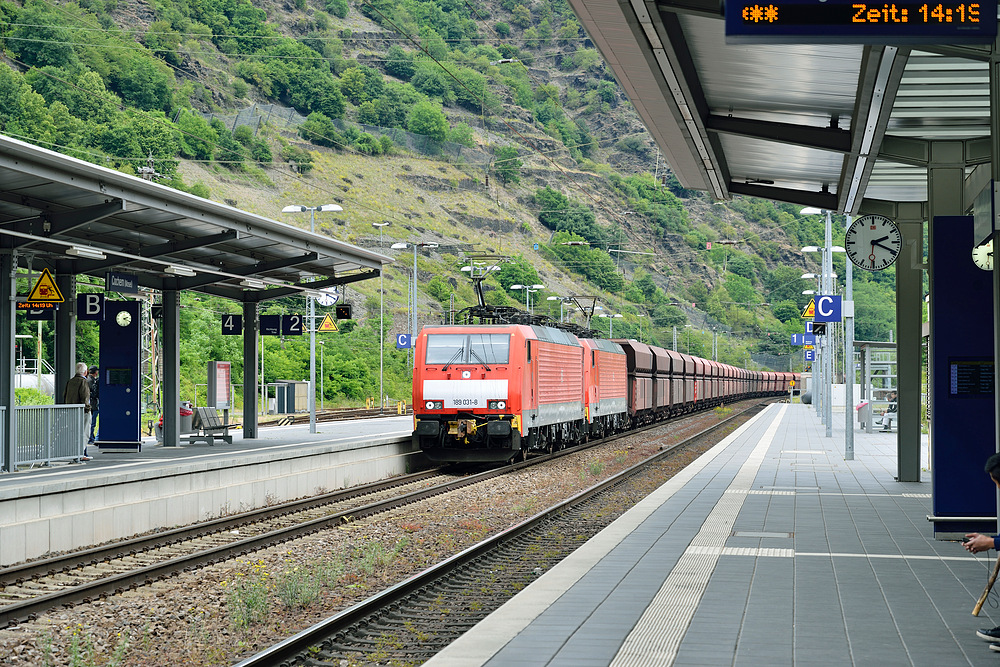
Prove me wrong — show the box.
[447,419,478,440]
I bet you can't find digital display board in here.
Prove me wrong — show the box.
[106,367,133,386]
[949,359,994,397]
[726,0,997,43]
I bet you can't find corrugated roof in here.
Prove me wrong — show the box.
[567,0,994,217]
[0,134,391,301]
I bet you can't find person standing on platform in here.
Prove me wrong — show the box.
[63,362,92,461]
[965,453,1000,646]
[87,365,99,445]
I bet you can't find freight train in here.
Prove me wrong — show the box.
[411,324,798,463]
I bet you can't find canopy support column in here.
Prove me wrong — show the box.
[243,301,258,439]
[161,289,180,447]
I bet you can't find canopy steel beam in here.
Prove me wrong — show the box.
[138,230,239,258]
[707,116,852,153]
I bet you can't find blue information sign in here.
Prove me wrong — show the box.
[805,349,815,362]
[814,295,842,323]
[791,333,816,346]
[396,333,411,349]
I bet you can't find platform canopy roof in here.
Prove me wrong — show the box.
[0,134,391,302]
[567,0,994,219]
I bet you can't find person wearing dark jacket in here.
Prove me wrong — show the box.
[63,362,91,461]
[87,365,99,445]
[966,453,1000,649]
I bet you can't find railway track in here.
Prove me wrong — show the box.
[0,407,651,630]
[234,401,769,667]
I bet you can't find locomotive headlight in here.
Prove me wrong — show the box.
[425,400,443,410]
[497,400,506,409]
[425,401,434,410]
[488,399,507,410]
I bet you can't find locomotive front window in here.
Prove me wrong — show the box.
[425,334,467,364]
[425,334,510,365]
[469,334,509,364]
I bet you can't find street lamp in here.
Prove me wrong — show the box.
[510,284,544,313]
[281,203,343,435]
[598,312,623,337]
[546,295,575,322]
[372,222,390,411]
[391,241,439,367]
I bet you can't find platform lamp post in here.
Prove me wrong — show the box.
[598,312,623,337]
[282,203,342,434]
[546,295,575,322]
[372,222,390,411]
[510,284,544,313]
[391,241,439,367]
[801,206,846,442]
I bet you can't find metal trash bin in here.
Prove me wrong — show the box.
[155,403,196,441]
[856,402,870,428]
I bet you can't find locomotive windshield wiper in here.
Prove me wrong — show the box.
[441,347,465,371]
[469,348,492,371]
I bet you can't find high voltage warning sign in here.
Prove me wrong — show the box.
[18,268,64,310]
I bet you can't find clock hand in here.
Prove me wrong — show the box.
[871,235,890,245]
[872,241,896,252]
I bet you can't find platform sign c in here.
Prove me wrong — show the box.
[814,295,842,323]
[396,333,411,349]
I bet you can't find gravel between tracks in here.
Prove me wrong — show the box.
[0,404,754,666]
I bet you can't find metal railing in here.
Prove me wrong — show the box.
[14,404,85,468]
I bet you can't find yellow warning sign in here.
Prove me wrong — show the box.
[801,298,815,319]
[318,313,339,332]
[26,268,64,303]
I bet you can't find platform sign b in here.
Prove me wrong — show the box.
[77,293,104,320]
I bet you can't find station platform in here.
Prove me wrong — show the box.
[0,415,416,567]
[426,403,999,667]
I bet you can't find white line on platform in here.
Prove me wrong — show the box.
[611,404,788,667]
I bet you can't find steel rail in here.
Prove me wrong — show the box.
[233,401,768,667]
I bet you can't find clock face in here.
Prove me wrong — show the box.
[844,215,902,271]
[973,239,994,271]
[115,310,132,327]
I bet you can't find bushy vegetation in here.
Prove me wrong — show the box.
[0,0,895,385]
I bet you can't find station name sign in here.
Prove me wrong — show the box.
[106,271,138,294]
[726,0,997,43]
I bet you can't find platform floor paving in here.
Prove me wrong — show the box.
[426,403,1000,667]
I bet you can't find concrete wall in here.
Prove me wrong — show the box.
[0,437,421,567]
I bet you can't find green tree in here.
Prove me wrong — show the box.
[340,67,368,105]
[10,6,78,68]
[407,100,448,141]
[494,145,522,184]
[298,112,345,148]
[111,53,174,111]
[384,45,415,80]
[511,5,532,28]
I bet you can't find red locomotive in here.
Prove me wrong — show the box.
[412,324,798,463]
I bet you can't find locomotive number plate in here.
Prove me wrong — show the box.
[449,398,481,407]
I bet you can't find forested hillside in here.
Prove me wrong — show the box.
[0,0,896,406]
